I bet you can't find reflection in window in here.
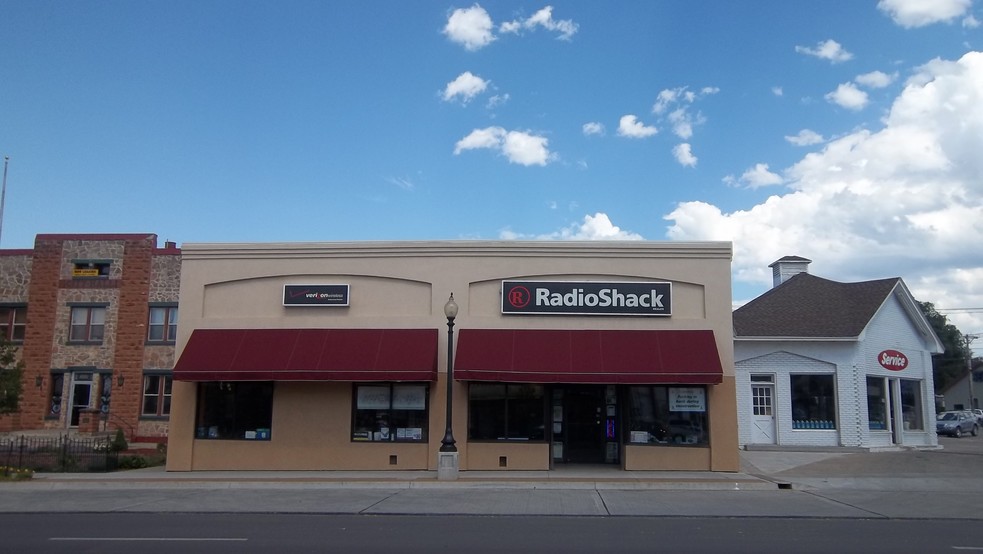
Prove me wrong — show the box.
[0,306,27,342]
[626,386,708,446]
[69,306,105,342]
[867,376,887,430]
[900,379,923,431]
[195,382,273,440]
[142,374,173,417]
[352,383,429,442]
[147,306,178,342]
[791,374,836,429]
[468,383,545,441]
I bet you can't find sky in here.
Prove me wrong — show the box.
[2,0,982,348]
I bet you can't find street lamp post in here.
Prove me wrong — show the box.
[437,293,460,480]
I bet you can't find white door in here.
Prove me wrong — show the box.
[751,384,776,444]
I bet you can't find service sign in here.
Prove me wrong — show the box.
[877,349,908,371]
[283,284,350,307]
[502,280,671,316]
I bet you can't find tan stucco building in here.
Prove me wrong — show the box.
[166,240,739,472]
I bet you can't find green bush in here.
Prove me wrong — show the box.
[111,429,128,452]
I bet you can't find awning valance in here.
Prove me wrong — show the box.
[173,328,437,382]
[454,329,723,384]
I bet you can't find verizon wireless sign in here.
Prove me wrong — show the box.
[283,284,350,306]
[502,281,671,316]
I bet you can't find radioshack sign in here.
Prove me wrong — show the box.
[283,284,350,306]
[502,281,671,316]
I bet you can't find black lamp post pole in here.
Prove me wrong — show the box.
[440,294,458,453]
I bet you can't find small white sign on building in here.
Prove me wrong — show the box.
[669,387,706,412]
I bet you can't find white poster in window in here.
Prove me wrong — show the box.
[357,386,391,410]
[669,387,706,412]
[392,385,426,410]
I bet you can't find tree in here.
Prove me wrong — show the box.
[918,301,973,392]
[0,335,24,414]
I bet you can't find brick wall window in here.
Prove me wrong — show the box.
[142,373,172,417]
[147,305,178,343]
[69,305,106,343]
[0,305,26,342]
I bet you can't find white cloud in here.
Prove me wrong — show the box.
[500,6,578,40]
[386,176,415,191]
[673,143,698,167]
[617,115,658,138]
[795,39,854,63]
[965,14,981,28]
[502,130,553,166]
[582,122,605,136]
[501,212,643,241]
[785,129,826,146]
[453,127,553,166]
[651,86,717,141]
[444,4,495,51]
[454,126,505,154]
[825,82,869,110]
[772,87,784,97]
[740,163,783,188]
[442,71,489,103]
[664,51,983,333]
[855,70,898,88]
[877,0,973,28]
[486,93,510,110]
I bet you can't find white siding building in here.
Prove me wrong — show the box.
[734,257,943,450]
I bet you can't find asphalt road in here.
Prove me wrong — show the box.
[1,513,980,554]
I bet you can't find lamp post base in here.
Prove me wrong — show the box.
[437,451,459,481]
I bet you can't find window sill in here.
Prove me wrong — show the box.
[67,341,104,346]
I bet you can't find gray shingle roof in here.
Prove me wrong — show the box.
[733,273,900,338]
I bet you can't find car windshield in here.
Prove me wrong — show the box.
[940,413,958,420]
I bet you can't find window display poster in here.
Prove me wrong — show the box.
[357,386,390,410]
[392,385,426,410]
[669,387,706,412]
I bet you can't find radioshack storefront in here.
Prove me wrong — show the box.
[166,241,739,472]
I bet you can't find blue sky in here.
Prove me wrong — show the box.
[2,1,982,343]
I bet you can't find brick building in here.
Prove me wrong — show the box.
[0,234,179,442]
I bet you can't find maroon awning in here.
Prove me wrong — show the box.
[454,329,723,384]
[173,328,437,381]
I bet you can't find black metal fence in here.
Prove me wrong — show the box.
[1,435,119,473]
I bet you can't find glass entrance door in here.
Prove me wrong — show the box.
[552,385,619,465]
[68,372,93,427]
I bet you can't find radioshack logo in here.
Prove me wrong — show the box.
[507,286,531,309]
[502,280,671,316]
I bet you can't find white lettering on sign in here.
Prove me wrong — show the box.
[534,287,664,310]
[878,350,908,371]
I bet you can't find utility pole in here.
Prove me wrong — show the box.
[0,156,8,247]
[967,334,979,410]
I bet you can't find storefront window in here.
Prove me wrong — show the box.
[626,386,708,446]
[352,383,428,442]
[195,382,273,440]
[468,383,545,441]
[867,376,888,430]
[900,379,924,431]
[791,374,836,429]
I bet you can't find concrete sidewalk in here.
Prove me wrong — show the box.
[3,446,982,519]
